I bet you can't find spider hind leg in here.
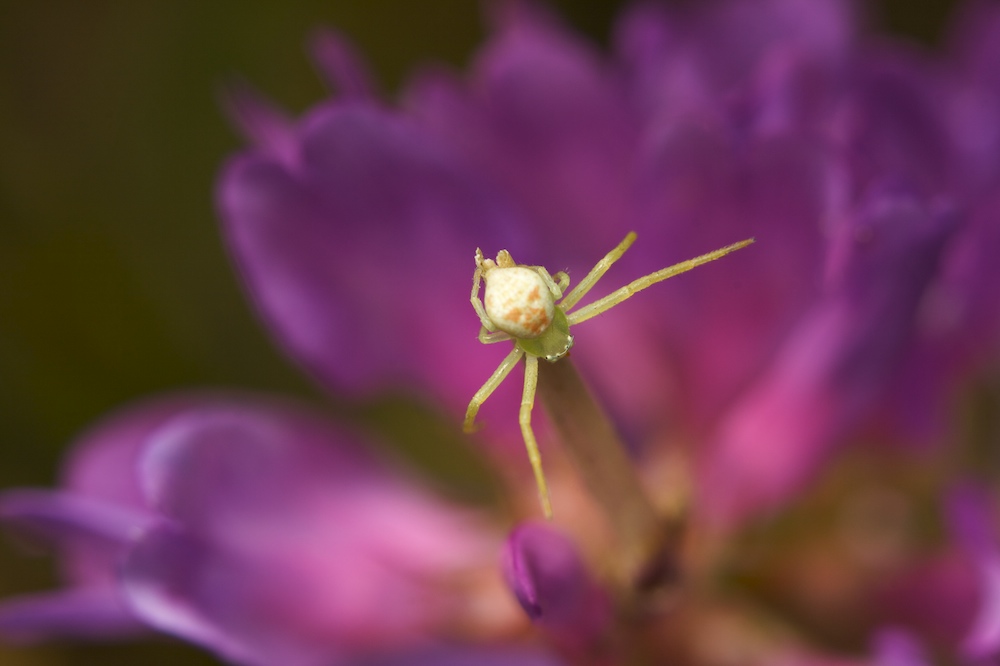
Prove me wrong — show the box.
[519,354,552,519]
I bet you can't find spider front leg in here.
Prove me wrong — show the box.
[566,237,755,325]
[560,231,637,311]
[528,265,568,300]
[519,354,552,519]
[553,271,570,294]
[478,327,511,344]
[470,266,496,332]
[464,347,524,433]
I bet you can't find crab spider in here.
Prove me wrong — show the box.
[465,231,754,518]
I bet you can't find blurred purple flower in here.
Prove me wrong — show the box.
[871,629,930,666]
[502,522,612,656]
[948,485,1000,662]
[0,395,515,665]
[5,0,1000,663]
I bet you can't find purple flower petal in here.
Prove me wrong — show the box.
[121,401,497,661]
[889,183,1000,451]
[948,484,997,557]
[963,557,1000,661]
[948,0,1000,92]
[3,394,215,590]
[689,0,856,85]
[946,2,1000,191]
[769,653,867,666]
[0,490,152,589]
[0,587,144,643]
[355,647,565,666]
[629,124,829,429]
[122,525,326,666]
[136,405,372,529]
[614,0,855,130]
[2,393,501,659]
[948,485,1000,660]
[871,628,930,666]
[136,402,490,562]
[123,520,558,666]
[308,28,377,100]
[613,2,848,431]
[219,101,530,410]
[124,524,546,666]
[61,392,223,508]
[0,490,150,548]
[701,191,958,526]
[406,4,637,257]
[222,84,298,167]
[834,49,954,202]
[501,522,611,649]
[0,394,286,642]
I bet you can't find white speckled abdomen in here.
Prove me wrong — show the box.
[484,267,555,339]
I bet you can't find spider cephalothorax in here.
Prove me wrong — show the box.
[474,248,574,362]
[466,232,754,518]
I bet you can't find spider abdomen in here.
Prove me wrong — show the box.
[484,267,555,339]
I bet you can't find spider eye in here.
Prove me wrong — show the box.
[484,267,555,339]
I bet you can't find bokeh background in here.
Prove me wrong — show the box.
[0,0,960,663]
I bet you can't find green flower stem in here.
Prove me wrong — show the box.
[537,357,678,595]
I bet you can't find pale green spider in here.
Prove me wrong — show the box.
[465,231,754,518]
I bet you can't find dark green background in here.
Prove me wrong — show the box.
[0,1,958,663]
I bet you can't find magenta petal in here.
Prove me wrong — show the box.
[125,401,495,661]
[946,2,1000,189]
[702,192,958,526]
[961,556,1000,661]
[836,51,953,201]
[0,490,150,550]
[871,629,930,666]
[948,484,997,556]
[124,520,562,666]
[136,400,492,566]
[219,102,528,408]
[308,28,376,100]
[122,525,325,666]
[406,6,637,256]
[0,587,143,642]
[949,0,1000,90]
[948,485,1000,660]
[222,84,298,166]
[1,394,497,659]
[631,125,828,428]
[136,403,374,532]
[355,647,564,666]
[61,392,224,509]
[893,196,1000,448]
[614,0,854,129]
[501,523,611,646]
[49,394,255,586]
[691,0,855,82]
[0,490,152,589]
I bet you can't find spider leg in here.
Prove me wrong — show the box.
[553,271,570,294]
[479,327,512,344]
[471,267,496,331]
[567,237,755,326]
[464,346,524,433]
[560,231,637,312]
[532,266,566,299]
[519,353,552,519]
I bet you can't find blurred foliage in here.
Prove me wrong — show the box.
[0,0,958,663]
